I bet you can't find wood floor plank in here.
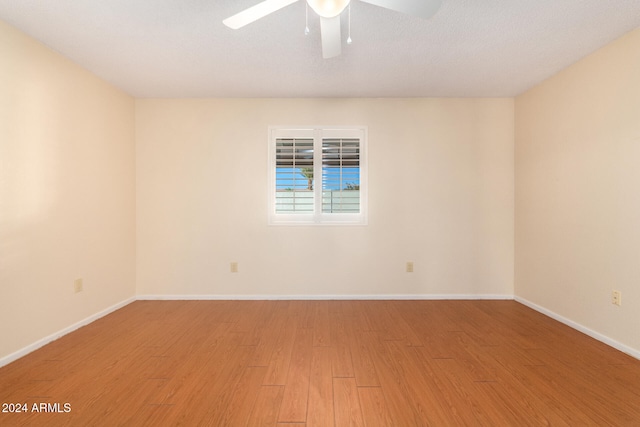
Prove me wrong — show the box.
[358,387,394,427]
[307,347,335,427]
[278,327,313,423]
[263,319,297,386]
[1,300,639,426]
[330,309,355,378]
[333,378,365,427]
[329,308,352,347]
[249,304,288,367]
[208,366,267,426]
[312,301,331,347]
[379,340,457,425]
[349,328,380,387]
[331,345,355,379]
[385,301,426,346]
[247,385,285,427]
[357,333,425,426]
[298,301,316,330]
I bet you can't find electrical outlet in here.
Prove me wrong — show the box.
[612,290,621,306]
[406,262,414,273]
[74,278,83,293]
[230,262,238,273]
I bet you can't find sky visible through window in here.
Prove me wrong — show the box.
[276,167,360,191]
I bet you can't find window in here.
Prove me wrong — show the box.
[268,127,367,225]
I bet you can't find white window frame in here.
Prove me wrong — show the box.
[268,126,368,226]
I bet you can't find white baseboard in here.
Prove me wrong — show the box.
[136,293,514,301]
[515,296,640,361]
[0,296,136,368]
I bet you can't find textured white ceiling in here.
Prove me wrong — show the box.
[1,0,639,98]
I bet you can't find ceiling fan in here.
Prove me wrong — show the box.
[223,0,444,59]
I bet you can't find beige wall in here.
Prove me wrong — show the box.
[136,98,514,298]
[0,21,136,361]
[515,28,640,354]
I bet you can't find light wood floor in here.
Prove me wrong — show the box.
[1,300,639,426]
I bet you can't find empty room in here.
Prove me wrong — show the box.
[1,0,640,425]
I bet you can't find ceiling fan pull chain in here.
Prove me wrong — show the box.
[347,3,352,44]
[305,3,310,35]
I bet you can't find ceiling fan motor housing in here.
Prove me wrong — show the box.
[307,0,351,18]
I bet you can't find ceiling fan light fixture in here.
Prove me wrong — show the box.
[306,0,351,18]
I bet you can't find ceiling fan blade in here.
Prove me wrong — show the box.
[320,16,342,59]
[223,0,300,29]
[359,0,443,19]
